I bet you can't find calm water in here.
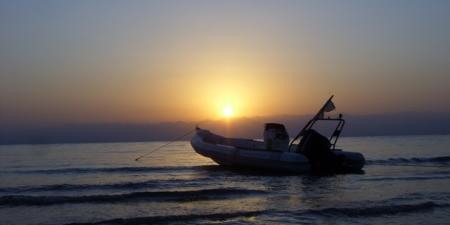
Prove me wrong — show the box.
[1,135,450,225]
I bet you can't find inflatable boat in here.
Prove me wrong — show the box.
[191,96,365,173]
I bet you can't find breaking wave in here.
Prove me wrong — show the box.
[9,165,219,174]
[63,201,450,224]
[361,175,450,181]
[0,188,266,206]
[0,178,211,194]
[304,201,450,217]
[64,210,265,225]
[10,156,450,175]
[367,156,450,166]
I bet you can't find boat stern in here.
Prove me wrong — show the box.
[334,150,366,171]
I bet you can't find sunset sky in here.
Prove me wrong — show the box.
[1,0,450,126]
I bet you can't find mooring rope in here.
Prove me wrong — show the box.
[134,128,198,161]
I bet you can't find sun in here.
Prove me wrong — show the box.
[223,106,233,118]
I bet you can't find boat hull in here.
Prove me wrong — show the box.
[191,134,311,173]
[191,131,365,173]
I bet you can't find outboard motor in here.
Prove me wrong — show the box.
[287,96,365,172]
[264,123,289,151]
[297,129,340,171]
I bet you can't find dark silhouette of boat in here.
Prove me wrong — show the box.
[191,96,365,173]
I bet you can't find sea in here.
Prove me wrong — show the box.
[1,135,450,225]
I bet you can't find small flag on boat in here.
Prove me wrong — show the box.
[323,99,336,112]
[316,97,336,119]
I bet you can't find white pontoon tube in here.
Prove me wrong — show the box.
[191,96,365,173]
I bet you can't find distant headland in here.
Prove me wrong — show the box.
[1,112,449,145]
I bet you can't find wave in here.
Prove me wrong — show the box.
[0,188,266,206]
[11,156,450,174]
[304,201,450,217]
[361,175,450,182]
[9,165,219,174]
[63,201,450,224]
[65,210,265,225]
[284,192,450,217]
[0,178,211,194]
[367,156,450,166]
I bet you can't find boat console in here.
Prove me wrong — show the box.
[264,123,290,151]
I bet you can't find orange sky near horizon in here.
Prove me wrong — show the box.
[1,1,450,126]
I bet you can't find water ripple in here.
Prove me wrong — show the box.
[0,188,267,206]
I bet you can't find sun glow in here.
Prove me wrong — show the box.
[223,106,233,118]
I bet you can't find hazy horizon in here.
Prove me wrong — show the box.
[2,111,450,145]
